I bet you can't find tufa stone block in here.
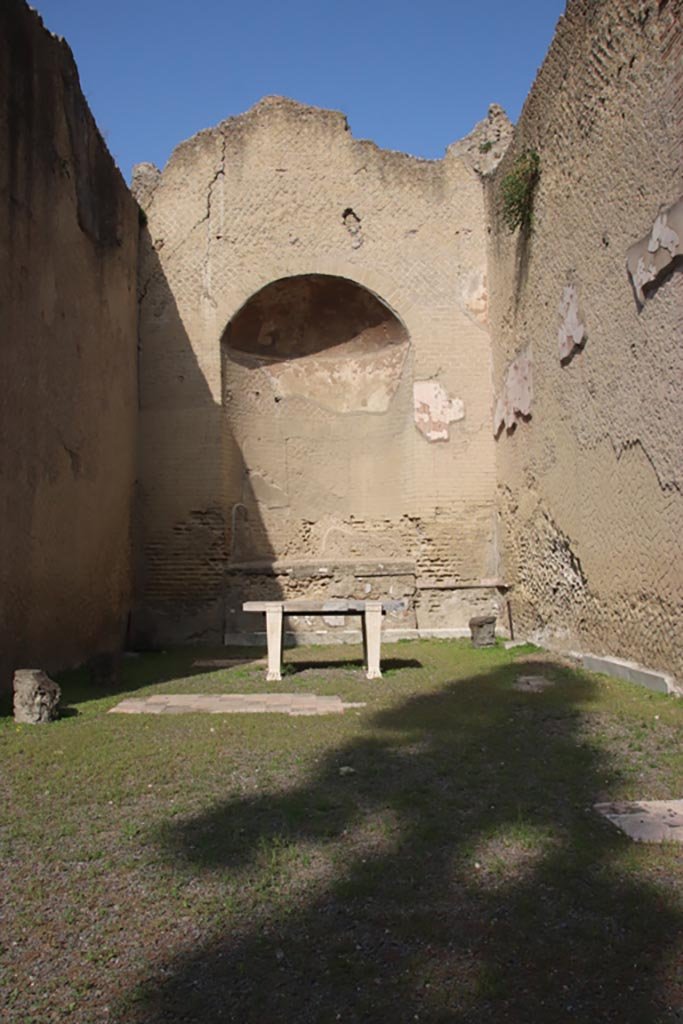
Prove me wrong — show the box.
[13,669,61,724]
[469,615,497,648]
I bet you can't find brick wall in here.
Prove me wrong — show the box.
[132,98,501,644]
[487,0,683,681]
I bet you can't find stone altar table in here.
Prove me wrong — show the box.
[242,600,385,681]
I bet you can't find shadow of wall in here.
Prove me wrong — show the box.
[118,660,683,1023]
[132,231,278,648]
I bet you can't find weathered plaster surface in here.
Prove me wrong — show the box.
[557,283,587,361]
[413,381,465,441]
[493,349,533,434]
[224,274,410,413]
[488,0,683,681]
[626,196,683,304]
[0,0,138,689]
[447,104,514,177]
[133,96,498,644]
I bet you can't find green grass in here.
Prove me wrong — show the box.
[2,640,682,1023]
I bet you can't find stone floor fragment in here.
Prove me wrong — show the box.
[512,675,555,692]
[594,800,683,843]
[109,693,364,716]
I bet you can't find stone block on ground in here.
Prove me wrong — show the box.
[469,615,496,648]
[13,669,61,723]
[594,800,683,843]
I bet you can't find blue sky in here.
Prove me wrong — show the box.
[32,0,566,180]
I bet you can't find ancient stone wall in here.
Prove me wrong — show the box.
[133,98,502,645]
[0,0,139,689]
[487,0,682,680]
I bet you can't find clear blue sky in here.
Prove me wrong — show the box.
[32,0,566,181]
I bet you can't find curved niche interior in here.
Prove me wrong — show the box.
[222,274,410,412]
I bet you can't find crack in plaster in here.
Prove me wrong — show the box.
[610,436,681,495]
[202,133,227,307]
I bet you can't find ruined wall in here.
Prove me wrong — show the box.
[488,0,683,680]
[0,0,139,688]
[133,97,502,645]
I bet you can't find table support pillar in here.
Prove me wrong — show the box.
[364,602,382,680]
[265,605,284,682]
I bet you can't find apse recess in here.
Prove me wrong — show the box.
[222,274,410,413]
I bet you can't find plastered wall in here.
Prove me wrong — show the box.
[0,0,139,689]
[132,97,504,645]
[487,0,683,679]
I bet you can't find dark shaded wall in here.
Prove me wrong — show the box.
[0,0,139,689]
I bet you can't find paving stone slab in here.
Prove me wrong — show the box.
[594,800,683,843]
[109,694,351,716]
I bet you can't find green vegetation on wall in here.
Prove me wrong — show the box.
[500,148,540,234]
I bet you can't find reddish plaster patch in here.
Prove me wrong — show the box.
[413,381,465,441]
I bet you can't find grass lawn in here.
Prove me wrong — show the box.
[2,639,683,1023]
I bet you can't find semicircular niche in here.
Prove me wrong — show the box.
[222,274,410,412]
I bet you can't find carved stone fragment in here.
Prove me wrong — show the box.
[469,614,497,647]
[626,197,683,305]
[13,669,61,724]
[557,283,586,361]
[493,348,533,435]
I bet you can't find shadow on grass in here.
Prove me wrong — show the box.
[15,647,420,715]
[120,660,682,1022]
[19,646,268,714]
[284,656,423,674]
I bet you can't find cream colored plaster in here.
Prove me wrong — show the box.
[133,99,498,643]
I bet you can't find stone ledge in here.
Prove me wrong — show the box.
[223,626,508,646]
[576,653,678,695]
[226,560,415,578]
[416,577,510,590]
